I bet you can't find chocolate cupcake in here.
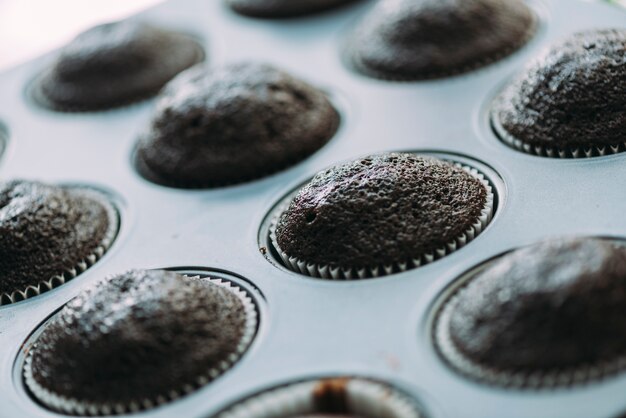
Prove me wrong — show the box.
[227,0,360,18]
[217,377,423,418]
[23,269,258,415]
[0,180,118,305]
[435,237,626,387]
[492,29,626,158]
[269,153,494,279]
[33,20,204,111]
[347,0,536,80]
[134,63,340,188]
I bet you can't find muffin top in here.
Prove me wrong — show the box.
[448,238,626,373]
[0,180,113,295]
[26,270,252,407]
[36,20,203,111]
[226,0,359,18]
[135,63,339,187]
[275,153,488,268]
[494,29,626,150]
[349,0,535,80]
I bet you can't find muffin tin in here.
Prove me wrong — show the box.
[0,0,625,417]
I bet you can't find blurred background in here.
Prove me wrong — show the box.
[0,0,623,72]
[0,0,162,71]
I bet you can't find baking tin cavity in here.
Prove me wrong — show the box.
[0,184,121,306]
[215,376,426,418]
[15,268,260,416]
[131,85,350,190]
[260,151,504,280]
[341,0,550,83]
[431,237,626,389]
[25,33,206,114]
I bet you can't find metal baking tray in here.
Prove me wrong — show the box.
[0,0,625,417]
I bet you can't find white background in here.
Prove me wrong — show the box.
[0,0,162,71]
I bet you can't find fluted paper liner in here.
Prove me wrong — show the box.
[269,161,495,280]
[0,188,120,306]
[23,276,258,416]
[217,378,424,418]
[433,244,626,388]
[491,108,626,159]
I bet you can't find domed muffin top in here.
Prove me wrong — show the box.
[37,20,203,110]
[349,0,536,80]
[227,0,360,18]
[494,29,626,150]
[26,270,253,408]
[275,153,488,268]
[0,180,114,296]
[135,63,339,187]
[447,238,626,374]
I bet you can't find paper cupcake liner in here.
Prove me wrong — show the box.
[346,14,537,82]
[217,377,424,418]
[433,247,626,389]
[23,275,259,416]
[0,188,120,306]
[269,161,495,280]
[491,108,626,158]
[29,40,204,113]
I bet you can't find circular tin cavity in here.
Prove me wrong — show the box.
[26,25,205,113]
[431,237,626,389]
[16,268,260,416]
[342,0,539,82]
[215,376,426,418]
[259,152,503,280]
[0,184,121,306]
[488,26,626,159]
[131,71,346,190]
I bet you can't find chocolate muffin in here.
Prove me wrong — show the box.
[437,238,626,386]
[272,153,493,279]
[347,0,536,80]
[34,20,204,111]
[493,29,626,158]
[226,0,360,18]
[0,180,118,304]
[24,269,257,414]
[135,63,339,188]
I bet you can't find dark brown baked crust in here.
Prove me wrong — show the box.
[0,180,112,295]
[226,0,360,18]
[29,270,248,405]
[275,153,487,268]
[135,63,339,188]
[348,0,535,80]
[494,29,626,149]
[36,20,203,111]
[449,238,626,372]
